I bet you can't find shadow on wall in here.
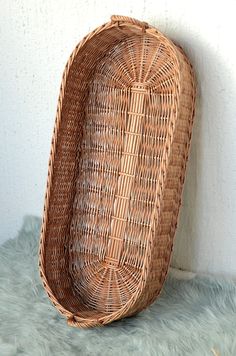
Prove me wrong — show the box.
[172,85,202,271]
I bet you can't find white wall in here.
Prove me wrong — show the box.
[1,0,236,276]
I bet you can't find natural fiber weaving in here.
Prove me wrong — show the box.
[39,15,196,327]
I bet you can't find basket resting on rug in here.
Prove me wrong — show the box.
[39,15,196,328]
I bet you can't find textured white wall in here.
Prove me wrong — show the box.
[1,1,236,276]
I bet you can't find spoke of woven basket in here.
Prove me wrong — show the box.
[104,83,148,267]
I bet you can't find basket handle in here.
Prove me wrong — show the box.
[111,15,148,31]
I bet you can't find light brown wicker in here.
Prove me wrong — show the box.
[39,15,196,328]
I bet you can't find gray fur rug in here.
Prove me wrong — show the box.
[0,216,236,356]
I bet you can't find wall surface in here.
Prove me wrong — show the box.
[1,0,236,276]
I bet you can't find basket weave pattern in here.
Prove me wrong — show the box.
[39,15,196,327]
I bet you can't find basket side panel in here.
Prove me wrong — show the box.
[123,46,196,318]
[40,26,131,312]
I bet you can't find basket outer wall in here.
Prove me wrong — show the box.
[39,16,196,328]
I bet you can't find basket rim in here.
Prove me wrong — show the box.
[38,14,192,327]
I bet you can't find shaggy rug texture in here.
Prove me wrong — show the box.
[0,216,236,356]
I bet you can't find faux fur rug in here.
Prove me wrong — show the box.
[0,216,236,356]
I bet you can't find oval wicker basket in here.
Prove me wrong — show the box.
[39,15,196,328]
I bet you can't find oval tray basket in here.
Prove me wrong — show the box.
[39,15,196,328]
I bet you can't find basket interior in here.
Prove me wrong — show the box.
[44,24,178,318]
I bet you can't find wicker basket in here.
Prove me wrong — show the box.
[39,15,196,328]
